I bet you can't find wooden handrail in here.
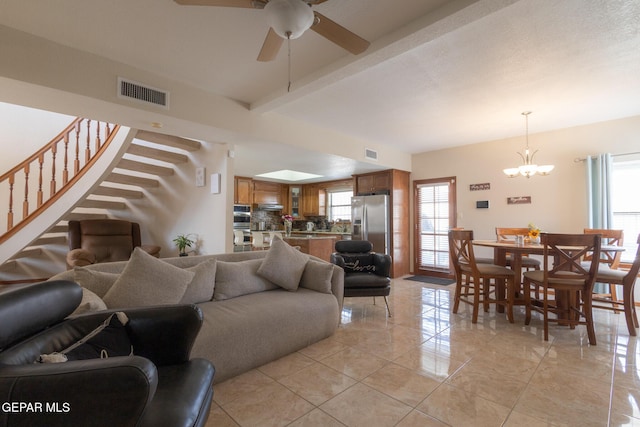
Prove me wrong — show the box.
[0,118,121,244]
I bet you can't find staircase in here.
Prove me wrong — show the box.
[0,125,201,283]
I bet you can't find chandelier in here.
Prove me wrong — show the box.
[503,112,554,178]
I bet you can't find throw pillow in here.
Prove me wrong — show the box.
[257,234,308,291]
[213,259,278,301]
[73,268,119,298]
[70,287,108,316]
[37,312,132,363]
[180,259,217,304]
[103,247,194,309]
[299,260,334,294]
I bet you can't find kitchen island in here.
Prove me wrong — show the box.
[283,236,337,262]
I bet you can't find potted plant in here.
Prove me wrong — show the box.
[173,234,195,256]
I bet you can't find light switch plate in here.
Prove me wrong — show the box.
[195,167,205,187]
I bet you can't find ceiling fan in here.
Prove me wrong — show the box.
[174,0,370,62]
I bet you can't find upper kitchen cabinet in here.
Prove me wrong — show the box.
[302,184,319,217]
[355,171,391,195]
[288,186,301,218]
[301,184,327,217]
[253,180,283,205]
[234,176,253,205]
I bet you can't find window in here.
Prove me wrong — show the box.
[328,190,352,222]
[612,157,640,263]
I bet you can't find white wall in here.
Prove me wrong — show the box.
[0,102,76,165]
[150,141,233,256]
[411,115,640,263]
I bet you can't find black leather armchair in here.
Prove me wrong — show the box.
[0,280,215,427]
[331,240,392,316]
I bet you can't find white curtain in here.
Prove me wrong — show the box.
[586,153,613,228]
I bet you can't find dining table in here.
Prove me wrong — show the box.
[472,239,625,315]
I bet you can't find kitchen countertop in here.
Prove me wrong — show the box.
[290,230,351,235]
[284,235,337,240]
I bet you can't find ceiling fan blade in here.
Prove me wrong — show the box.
[173,0,260,7]
[257,28,284,62]
[311,11,370,55]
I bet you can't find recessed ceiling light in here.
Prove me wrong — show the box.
[256,169,322,181]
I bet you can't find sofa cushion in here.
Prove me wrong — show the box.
[214,259,278,301]
[257,235,308,291]
[70,287,108,316]
[300,260,334,294]
[180,259,217,304]
[103,248,194,309]
[74,268,119,298]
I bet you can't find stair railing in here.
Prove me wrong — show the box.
[0,118,121,244]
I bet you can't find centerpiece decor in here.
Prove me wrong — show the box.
[282,214,293,237]
[528,223,541,244]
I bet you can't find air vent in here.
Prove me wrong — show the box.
[364,148,378,161]
[117,78,169,109]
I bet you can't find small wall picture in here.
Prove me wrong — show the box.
[507,196,531,205]
[470,183,490,191]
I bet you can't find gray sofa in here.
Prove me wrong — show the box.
[50,248,344,384]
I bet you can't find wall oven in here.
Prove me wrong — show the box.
[233,205,251,230]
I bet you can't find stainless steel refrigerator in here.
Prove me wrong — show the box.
[351,194,390,255]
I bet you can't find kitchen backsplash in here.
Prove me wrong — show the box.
[251,210,351,232]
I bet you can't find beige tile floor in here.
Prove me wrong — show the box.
[205,277,640,426]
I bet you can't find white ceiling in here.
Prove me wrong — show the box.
[1,0,639,182]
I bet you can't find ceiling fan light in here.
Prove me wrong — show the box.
[264,0,314,40]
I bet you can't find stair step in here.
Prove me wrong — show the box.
[104,172,159,188]
[135,130,201,152]
[11,247,43,260]
[48,224,68,234]
[93,186,143,199]
[65,212,109,222]
[117,158,174,176]
[0,260,16,271]
[127,143,189,164]
[78,199,127,210]
[32,235,66,246]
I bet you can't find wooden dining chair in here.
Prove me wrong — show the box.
[449,229,517,323]
[495,227,541,272]
[591,233,640,336]
[584,228,624,304]
[523,233,602,345]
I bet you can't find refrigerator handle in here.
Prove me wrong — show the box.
[362,205,368,241]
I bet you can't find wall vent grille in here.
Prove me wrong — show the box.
[364,148,378,161]
[117,78,169,109]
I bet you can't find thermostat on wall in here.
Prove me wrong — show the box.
[476,200,489,209]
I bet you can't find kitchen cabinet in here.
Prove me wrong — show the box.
[288,186,302,217]
[352,169,410,278]
[355,171,391,195]
[234,176,253,205]
[283,236,336,262]
[253,180,282,205]
[302,184,320,216]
